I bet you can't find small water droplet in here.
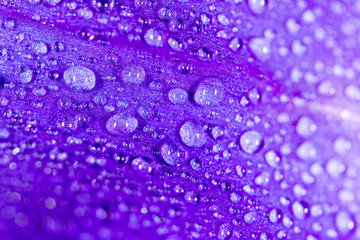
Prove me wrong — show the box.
[269,208,282,223]
[325,158,346,178]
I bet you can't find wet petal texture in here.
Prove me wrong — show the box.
[0,1,359,240]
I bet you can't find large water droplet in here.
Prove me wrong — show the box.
[335,211,355,236]
[291,201,309,219]
[217,223,232,240]
[168,88,188,104]
[249,37,271,61]
[64,66,96,91]
[19,67,33,84]
[296,116,317,138]
[33,41,48,55]
[244,211,257,224]
[144,28,164,47]
[325,158,346,178]
[296,141,317,161]
[239,130,264,154]
[179,121,207,148]
[248,0,267,14]
[264,150,280,167]
[131,157,152,174]
[161,143,182,166]
[194,77,225,106]
[106,114,138,135]
[269,208,282,223]
[121,64,146,85]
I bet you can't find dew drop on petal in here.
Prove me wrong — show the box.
[168,88,188,104]
[194,77,225,106]
[132,157,152,174]
[239,130,264,154]
[161,143,182,166]
[296,141,317,161]
[144,28,164,47]
[249,37,271,61]
[180,121,207,148]
[296,116,317,138]
[335,211,355,236]
[106,114,138,135]
[121,64,146,85]
[217,223,232,240]
[248,0,267,15]
[64,66,96,91]
[291,200,309,220]
[264,150,280,167]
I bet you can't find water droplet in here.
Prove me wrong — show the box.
[217,223,232,240]
[132,157,152,174]
[264,150,280,167]
[217,14,230,26]
[194,77,225,106]
[91,0,114,12]
[0,128,10,139]
[248,0,267,14]
[318,81,336,96]
[333,136,351,155]
[248,88,260,104]
[293,184,307,198]
[2,18,16,30]
[121,64,146,85]
[19,67,33,84]
[180,121,207,147]
[45,0,61,6]
[161,143,182,166]
[296,141,317,161]
[325,158,346,178]
[296,116,317,138]
[344,84,360,101]
[64,66,96,91]
[254,171,270,186]
[244,211,257,224]
[189,158,202,171]
[240,130,264,154]
[33,41,48,55]
[335,211,355,236]
[249,37,271,61]
[230,192,241,203]
[269,208,282,223]
[144,28,164,47]
[228,38,242,52]
[168,88,188,104]
[212,126,224,140]
[106,114,138,135]
[291,200,309,219]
